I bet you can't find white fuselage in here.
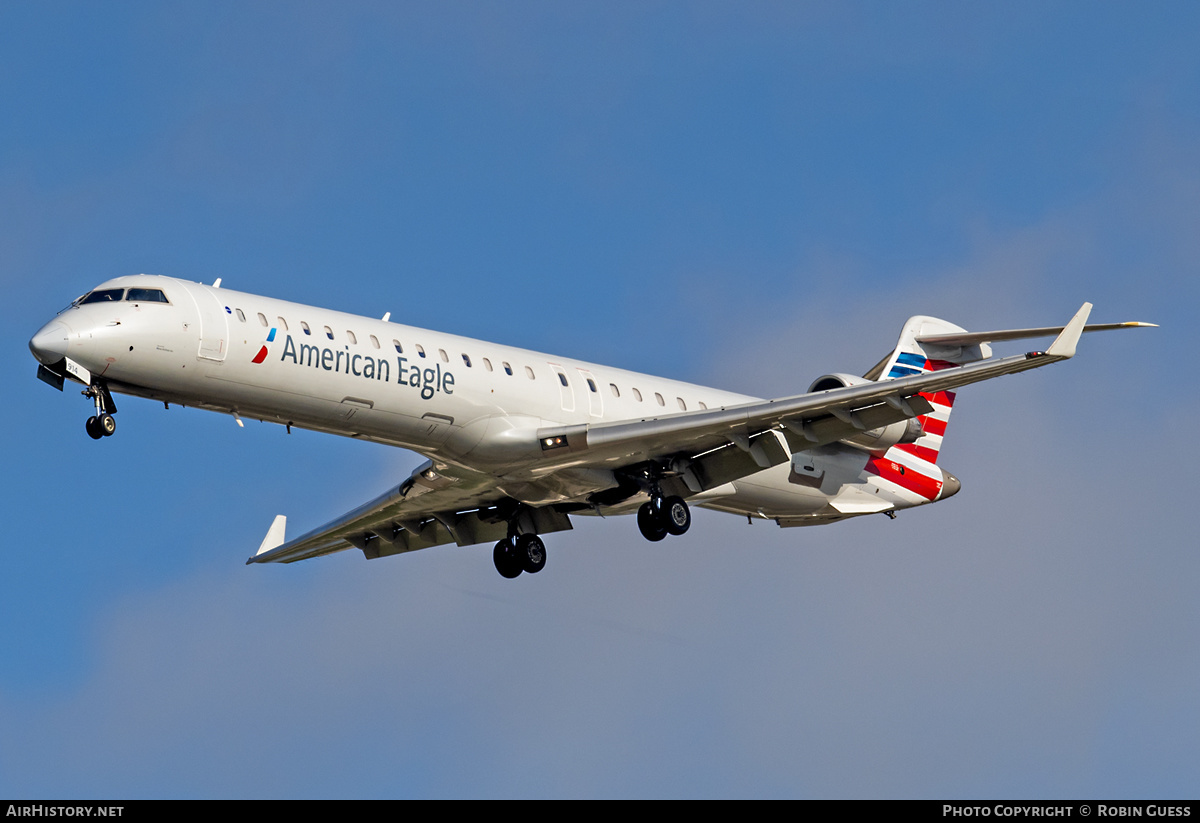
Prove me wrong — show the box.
[30,274,951,524]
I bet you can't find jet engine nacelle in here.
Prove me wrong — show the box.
[807,373,923,455]
[808,373,872,393]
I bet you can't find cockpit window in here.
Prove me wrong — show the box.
[79,288,124,304]
[125,288,169,303]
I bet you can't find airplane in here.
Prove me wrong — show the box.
[28,274,1154,578]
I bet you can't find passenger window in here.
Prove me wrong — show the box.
[393,340,403,354]
[301,322,311,335]
[277,317,289,331]
[655,393,665,406]
[698,401,707,410]
[483,358,493,372]
[610,384,620,397]
[677,397,686,410]
[324,326,334,340]
[257,312,268,326]
[346,331,357,345]
[558,373,569,387]
[462,354,472,367]
[587,379,597,393]
[236,309,246,322]
[439,349,448,363]
[525,366,535,379]
[633,388,643,402]
[503,362,513,376]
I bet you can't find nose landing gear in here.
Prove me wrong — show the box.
[82,383,117,440]
[85,413,116,440]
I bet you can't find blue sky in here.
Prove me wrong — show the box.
[1,2,1196,798]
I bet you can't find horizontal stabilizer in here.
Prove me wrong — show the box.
[916,319,1155,348]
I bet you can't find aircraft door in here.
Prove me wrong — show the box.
[577,368,603,417]
[548,363,575,413]
[178,282,229,362]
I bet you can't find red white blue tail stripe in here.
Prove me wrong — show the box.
[865,351,958,501]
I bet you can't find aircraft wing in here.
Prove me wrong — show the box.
[249,303,1115,565]
[248,459,573,564]
[530,302,1100,485]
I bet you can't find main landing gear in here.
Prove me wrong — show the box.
[637,495,691,542]
[82,384,117,440]
[493,533,547,578]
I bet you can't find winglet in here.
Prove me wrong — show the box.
[251,515,287,563]
[1045,302,1092,359]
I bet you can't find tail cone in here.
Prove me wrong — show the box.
[940,471,961,500]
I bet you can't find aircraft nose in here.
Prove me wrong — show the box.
[940,470,962,500]
[29,321,70,365]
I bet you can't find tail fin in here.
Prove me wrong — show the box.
[867,316,990,465]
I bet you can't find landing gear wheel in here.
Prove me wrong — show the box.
[637,502,668,542]
[85,416,103,440]
[517,534,547,574]
[98,413,116,437]
[663,496,691,536]
[493,540,522,578]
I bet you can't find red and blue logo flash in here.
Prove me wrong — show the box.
[251,328,277,364]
